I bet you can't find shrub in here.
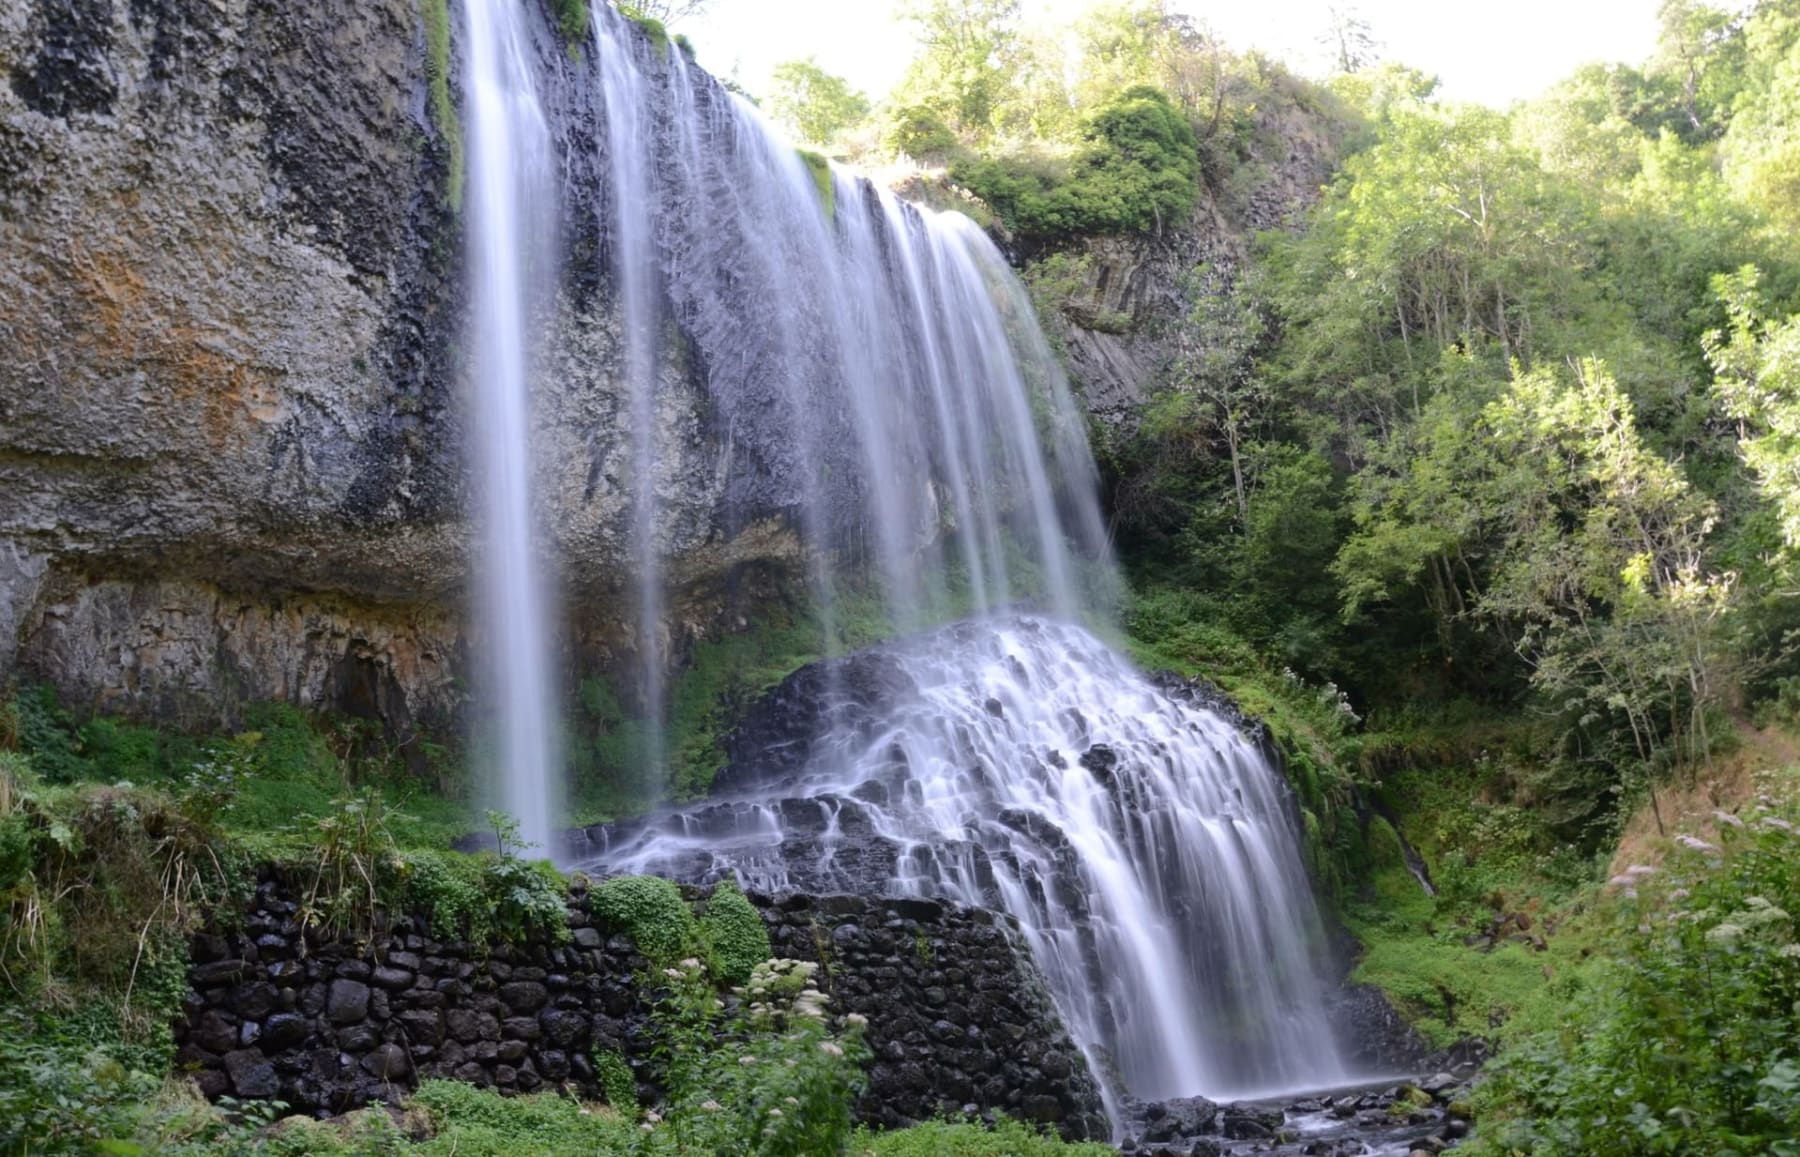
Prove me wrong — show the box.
[405,848,490,941]
[401,820,569,949]
[593,1048,636,1112]
[953,86,1198,243]
[886,105,963,163]
[591,874,699,967]
[655,957,870,1157]
[852,1118,1116,1156]
[0,1007,153,1156]
[700,879,771,985]
[1472,786,1800,1155]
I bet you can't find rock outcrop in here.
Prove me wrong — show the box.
[0,0,794,731]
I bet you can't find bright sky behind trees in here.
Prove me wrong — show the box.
[685,0,1663,109]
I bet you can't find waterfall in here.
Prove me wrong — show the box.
[573,616,1352,1110]
[571,8,1354,1112]
[457,2,1353,1115]
[589,6,1113,631]
[463,0,561,850]
[595,12,667,785]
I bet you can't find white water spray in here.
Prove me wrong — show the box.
[463,0,560,850]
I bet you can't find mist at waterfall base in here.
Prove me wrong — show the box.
[460,0,1356,1117]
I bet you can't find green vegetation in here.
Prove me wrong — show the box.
[1469,777,1800,1155]
[952,86,1199,243]
[619,5,669,54]
[698,878,772,984]
[851,1118,1115,1156]
[418,0,463,210]
[549,0,590,51]
[767,59,871,148]
[590,874,700,966]
[594,1047,637,1111]
[796,148,835,218]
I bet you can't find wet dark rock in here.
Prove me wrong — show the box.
[361,1043,411,1081]
[223,1049,278,1098]
[1137,1095,1219,1142]
[326,979,371,1024]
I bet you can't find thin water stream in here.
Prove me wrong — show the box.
[463,0,560,850]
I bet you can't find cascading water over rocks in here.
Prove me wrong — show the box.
[459,0,1355,1118]
[569,616,1352,1113]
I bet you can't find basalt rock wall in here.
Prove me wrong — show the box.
[176,873,1106,1140]
[0,0,794,734]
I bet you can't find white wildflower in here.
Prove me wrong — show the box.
[819,1041,845,1058]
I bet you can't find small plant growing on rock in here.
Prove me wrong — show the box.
[592,874,700,967]
[699,879,771,985]
[650,955,870,1156]
[594,1047,637,1112]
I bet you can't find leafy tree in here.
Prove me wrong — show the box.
[1708,266,1800,549]
[1336,359,1737,816]
[895,0,1023,137]
[1648,0,1746,139]
[765,57,870,147]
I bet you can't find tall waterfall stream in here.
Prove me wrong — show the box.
[462,0,1357,1118]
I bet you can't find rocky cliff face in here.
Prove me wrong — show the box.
[1033,96,1342,429]
[0,0,786,734]
[0,0,1331,740]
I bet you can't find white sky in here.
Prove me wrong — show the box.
[682,0,1663,110]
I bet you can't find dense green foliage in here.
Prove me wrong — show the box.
[1090,0,1800,854]
[698,879,771,984]
[1471,784,1800,1155]
[952,86,1199,242]
[591,874,701,967]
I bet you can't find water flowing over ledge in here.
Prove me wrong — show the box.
[570,616,1354,1111]
[461,1,1353,1119]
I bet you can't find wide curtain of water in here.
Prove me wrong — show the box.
[460,0,1354,1117]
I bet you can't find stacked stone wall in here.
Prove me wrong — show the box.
[176,873,1105,1140]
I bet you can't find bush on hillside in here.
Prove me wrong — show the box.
[954,86,1199,243]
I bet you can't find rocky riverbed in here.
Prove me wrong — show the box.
[1118,1072,1477,1156]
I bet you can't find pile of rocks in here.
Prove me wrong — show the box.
[1118,1071,1476,1156]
